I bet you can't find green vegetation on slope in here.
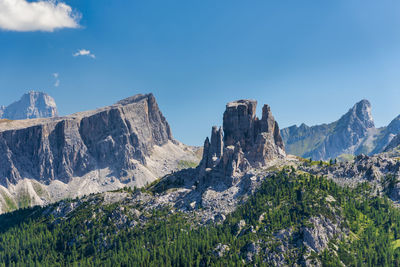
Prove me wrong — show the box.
[1,171,400,266]
[281,123,336,158]
[0,190,17,212]
[177,160,199,170]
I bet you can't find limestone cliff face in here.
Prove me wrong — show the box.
[0,94,173,186]
[199,99,285,183]
[1,91,58,120]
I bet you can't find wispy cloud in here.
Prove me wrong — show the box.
[53,73,60,87]
[73,49,95,59]
[0,0,80,32]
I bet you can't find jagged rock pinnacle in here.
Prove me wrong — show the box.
[199,99,285,185]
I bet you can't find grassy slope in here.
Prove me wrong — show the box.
[282,123,336,158]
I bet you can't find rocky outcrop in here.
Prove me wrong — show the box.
[302,216,343,253]
[297,152,400,203]
[199,99,285,184]
[281,99,400,160]
[300,153,400,181]
[1,91,58,120]
[213,243,230,257]
[242,241,261,263]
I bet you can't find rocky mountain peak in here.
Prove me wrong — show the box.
[1,91,58,120]
[200,99,285,184]
[339,99,374,129]
[281,99,388,160]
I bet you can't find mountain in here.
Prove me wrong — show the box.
[2,98,400,265]
[0,91,58,120]
[0,93,200,213]
[281,99,400,160]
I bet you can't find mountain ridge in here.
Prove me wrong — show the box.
[281,99,400,160]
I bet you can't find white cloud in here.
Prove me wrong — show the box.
[53,72,60,87]
[73,49,95,59]
[0,0,80,32]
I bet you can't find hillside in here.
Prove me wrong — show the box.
[2,167,400,266]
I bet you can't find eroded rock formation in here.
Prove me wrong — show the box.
[199,99,285,184]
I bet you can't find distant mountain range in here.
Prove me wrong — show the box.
[0,91,58,120]
[3,92,400,163]
[281,99,400,160]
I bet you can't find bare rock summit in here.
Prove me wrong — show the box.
[1,91,58,120]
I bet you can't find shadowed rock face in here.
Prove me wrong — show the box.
[0,93,173,186]
[1,91,58,120]
[199,99,285,183]
[223,100,258,152]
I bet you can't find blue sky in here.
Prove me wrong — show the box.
[1,1,400,145]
